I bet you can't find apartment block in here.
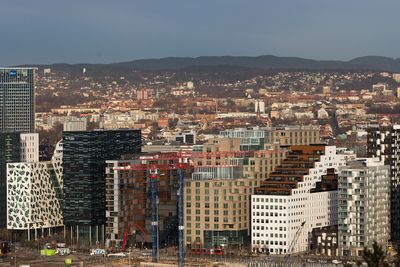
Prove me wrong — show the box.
[184,176,254,249]
[20,133,39,162]
[185,151,287,249]
[367,125,400,243]
[338,158,390,257]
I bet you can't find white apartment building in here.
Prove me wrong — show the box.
[251,145,355,254]
[20,133,39,162]
[63,119,87,131]
[338,158,390,257]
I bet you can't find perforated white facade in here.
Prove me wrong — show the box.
[7,161,63,230]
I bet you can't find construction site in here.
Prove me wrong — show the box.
[1,128,396,267]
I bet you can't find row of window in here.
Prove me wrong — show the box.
[253,240,287,246]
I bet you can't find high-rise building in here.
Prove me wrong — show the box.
[62,130,141,246]
[251,145,355,254]
[338,158,390,257]
[367,125,400,243]
[105,157,186,249]
[0,132,21,227]
[0,68,35,133]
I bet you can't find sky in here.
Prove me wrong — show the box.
[1,0,399,66]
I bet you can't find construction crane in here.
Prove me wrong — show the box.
[113,149,281,266]
[120,223,146,252]
[114,153,190,266]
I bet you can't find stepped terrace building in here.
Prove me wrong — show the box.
[251,145,355,254]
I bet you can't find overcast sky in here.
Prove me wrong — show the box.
[1,0,399,66]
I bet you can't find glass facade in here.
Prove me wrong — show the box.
[0,68,35,133]
[0,132,21,227]
[62,130,141,227]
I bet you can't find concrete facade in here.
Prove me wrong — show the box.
[338,158,390,257]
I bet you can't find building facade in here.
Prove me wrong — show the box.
[7,161,63,235]
[0,68,35,133]
[185,142,287,249]
[310,226,338,256]
[338,158,390,257]
[251,145,355,254]
[63,119,87,132]
[220,126,320,150]
[0,132,21,228]
[367,125,400,243]
[20,133,39,162]
[62,130,141,246]
[105,158,185,249]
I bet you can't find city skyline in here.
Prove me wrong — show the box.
[1,1,400,265]
[1,0,400,66]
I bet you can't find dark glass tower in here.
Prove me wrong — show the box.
[0,68,35,133]
[0,133,21,228]
[62,130,141,246]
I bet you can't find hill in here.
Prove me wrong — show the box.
[21,55,400,72]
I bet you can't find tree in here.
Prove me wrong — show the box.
[362,241,389,267]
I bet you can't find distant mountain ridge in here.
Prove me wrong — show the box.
[23,55,400,72]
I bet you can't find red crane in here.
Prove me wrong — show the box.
[121,223,147,251]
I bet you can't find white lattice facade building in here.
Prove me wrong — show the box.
[7,161,63,230]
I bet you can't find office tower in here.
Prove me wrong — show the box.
[0,133,21,227]
[0,68,35,133]
[251,145,355,254]
[105,157,184,249]
[338,158,390,257]
[367,125,400,243]
[62,130,141,246]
